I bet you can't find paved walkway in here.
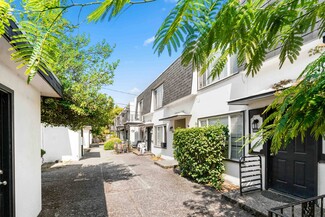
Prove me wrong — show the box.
[39,146,252,217]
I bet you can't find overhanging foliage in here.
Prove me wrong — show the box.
[155,0,325,153]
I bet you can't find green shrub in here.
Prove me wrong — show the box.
[173,125,228,189]
[104,137,122,150]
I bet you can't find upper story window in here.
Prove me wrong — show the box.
[153,84,163,110]
[137,99,143,120]
[198,54,238,89]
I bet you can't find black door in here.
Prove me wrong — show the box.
[0,87,14,217]
[269,134,319,198]
[146,127,152,152]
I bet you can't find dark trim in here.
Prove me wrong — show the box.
[3,20,62,97]
[248,107,267,155]
[0,83,15,217]
[228,91,276,105]
[159,114,191,121]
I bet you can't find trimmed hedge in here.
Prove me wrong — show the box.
[173,125,228,189]
[104,137,122,150]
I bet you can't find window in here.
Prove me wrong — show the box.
[199,112,244,160]
[154,85,163,109]
[137,99,143,120]
[198,53,238,89]
[155,125,167,148]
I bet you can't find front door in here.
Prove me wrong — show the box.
[146,127,152,152]
[269,134,319,198]
[0,86,14,217]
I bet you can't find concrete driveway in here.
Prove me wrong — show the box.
[39,146,252,217]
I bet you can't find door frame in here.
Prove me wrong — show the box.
[146,127,152,152]
[0,83,15,217]
[266,133,319,198]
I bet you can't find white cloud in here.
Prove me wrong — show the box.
[143,36,155,46]
[130,87,140,94]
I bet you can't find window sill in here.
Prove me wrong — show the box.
[224,158,240,163]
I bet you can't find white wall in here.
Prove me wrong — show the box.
[189,39,321,185]
[0,38,42,217]
[82,127,92,148]
[150,95,195,160]
[41,126,82,162]
[129,126,140,146]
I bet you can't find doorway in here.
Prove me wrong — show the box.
[268,135,319,198]
[146,127,152,152]
[0,85,14,217]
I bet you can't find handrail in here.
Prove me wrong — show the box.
[268,194,325,217]
[239,155,262,195]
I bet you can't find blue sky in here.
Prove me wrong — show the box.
[65,0,182,107]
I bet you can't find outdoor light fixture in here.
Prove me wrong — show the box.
[252,119,260,133]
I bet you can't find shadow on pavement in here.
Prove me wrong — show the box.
[102,162,138,183]
[38,161,137,217]
[183,185,251,217]
[81,151,101,159]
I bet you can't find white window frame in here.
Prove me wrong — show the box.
[155,125,167,148]
[153,84,163,110]
[198,54,239,89]
[137,99,143,120]
[198,112,244,160]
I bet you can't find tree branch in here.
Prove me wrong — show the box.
[16,0,155,13]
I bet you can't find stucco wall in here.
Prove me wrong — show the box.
[41,126,82,162]
[189,38,322,185]
[150,95,195,160]
[83,128,91,148]
[0,38,42,217]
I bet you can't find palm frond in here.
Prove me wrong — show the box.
[87,0,132,22]
[9,11,64,83]
[0,0,13,35]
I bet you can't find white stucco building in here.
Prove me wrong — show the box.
[0,21,62,217]
[136,32,325,199]
[41,125,93,162]
[114,98,141,147]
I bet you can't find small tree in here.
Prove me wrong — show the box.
[41,33,119,131]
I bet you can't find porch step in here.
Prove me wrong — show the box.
[154,159,178,169]
[132,149,153,156]
[222,190,296,217]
